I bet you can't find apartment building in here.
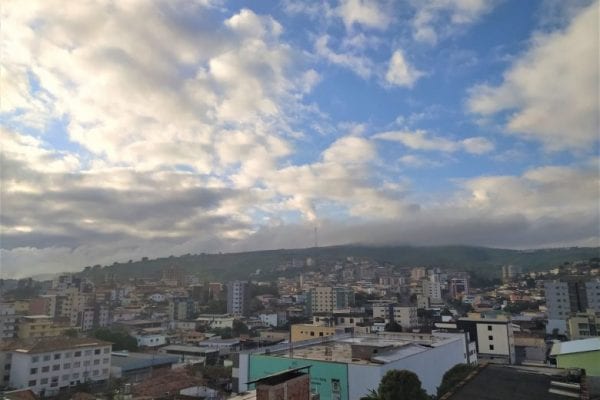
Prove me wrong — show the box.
[372,304,417,330]
[0,303,16,339]
[16,316,76,339]
[227,281,249,317]
[306,287,354,316]
[7,337,111,396]
[456,312,517,364]
[544,277,600,334]
[567,311,600,340]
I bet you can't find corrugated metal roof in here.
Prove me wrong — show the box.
[550,338,600,356]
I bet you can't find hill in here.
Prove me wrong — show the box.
[78,245,599,282]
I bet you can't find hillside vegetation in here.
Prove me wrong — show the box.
[78,245,599,282]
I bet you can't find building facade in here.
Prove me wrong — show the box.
[227,281,249,317]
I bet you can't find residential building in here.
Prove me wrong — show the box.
[259,312,288,328]
[196,314,235,330]
[372,304,417,330]
[0,303,17,339]
[250,367,312,400]
[550,337,600,376]
[169,297,195,321]
[305,287,354,316]
[290,324,337,342]
[111,351,180,382]
[16,316,75,339]
[567,311,600,339]
[134,333,167,348]
[449,276,469,299]
[28,296,57,317]
[544,277,600,334]
[228,281,249,317]
[7,337,111,396]
[235,332,473,399]
[456,312,517,364]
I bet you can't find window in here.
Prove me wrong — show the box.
[487,325,492,331]
[32,356,39,363]
[310,331,315,336]
[92,370,99,376]
[65,352,71,358]
[52,364,60,371]
[94,349,101,355]
[28,380,36,386]
[103,348,110,354]
[43,355,51,361]
[102,358,109,364]
[54,353,61,360]
[72,373,79,379]
[83,361,90,367]
[102,369,108,375]
[63,363,70,369]
[489,345,495,351]
[319,332,324,337]
[93,359,100,365]
[73,362,80,368]
[62,374,69,381]
[41,366,50,373]
[30,368,38,374]
[84,350,92,356]
[74,351,81,357]
[488,336,493,340]
[41,378,48,385]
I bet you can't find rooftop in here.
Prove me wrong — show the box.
[253,332,461,365]
[442,364,583,400]
[12,337,112,354]
[111,352,180,371]
[550,338,600,356]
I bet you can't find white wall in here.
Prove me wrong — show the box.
[348,337,467,398]
[476,323,510,356]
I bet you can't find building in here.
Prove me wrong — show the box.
[249,367,312,400]
[169,297,196,321]
[567,311,600,339]
[259,312,288,328]
[0,303,17,339]
[228,281,249,317]
[455,312,517,364]
[7,337,112,396]
[235,332,473,399]
[449,276,469,299]
[111,351,180,382]
[502,265,520,283]
[440,364,586,400]
[305,287,354,316]
[550,337,600,376]
[195,314,235,330]
[134,333,167,348]
[544,277,600,334]
[28,296,57,317]
[372,304,417,330]
[290,324,338,342]
[411,267,426,282]
[16,316,75,339]
[158,345,219,365]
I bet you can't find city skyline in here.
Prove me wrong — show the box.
[1,0,598,278]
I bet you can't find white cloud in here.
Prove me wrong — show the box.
[373,130,494,154]
[468,2,599,151]
[411,0,497,44]
[337,0,392,31]
[315,35,374,78]
[385,50,424,88]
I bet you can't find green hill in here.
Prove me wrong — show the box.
[78,245,599,283]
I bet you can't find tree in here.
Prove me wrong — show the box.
[384,321,402,332]
[360,370,428,400]
[92,328,138,351]
[436,364,475,398]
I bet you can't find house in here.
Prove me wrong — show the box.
[550,337,600,376]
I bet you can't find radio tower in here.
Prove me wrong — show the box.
[314,226,318,248]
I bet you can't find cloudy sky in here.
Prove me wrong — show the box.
[1,0,598,278]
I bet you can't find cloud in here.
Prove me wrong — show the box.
[411,0,497,44]
[468,2,599,151]
[337,0,392,31]
[315,35,374,79]
[373,129,494,154]
[385,50,424,88]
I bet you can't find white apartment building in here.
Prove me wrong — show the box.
[456,312,518,364]
[422,276,442,303]
[0,303,16,339]
[7,337,111,396]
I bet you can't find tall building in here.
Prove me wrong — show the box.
[501,265,520,283]
[544,277,600,334]
[449,276,469,299]
[227,281,249,317]
[305,287,354,316]
[0,303,16,339]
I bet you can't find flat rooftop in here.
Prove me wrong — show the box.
[258,333,461,365]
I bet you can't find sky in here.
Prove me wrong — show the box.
[1,0,599,278]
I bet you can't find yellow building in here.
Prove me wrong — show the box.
[13,300,30,314]
[291,324,337,342]
[567,311,600,340]
[17,315,76,339]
